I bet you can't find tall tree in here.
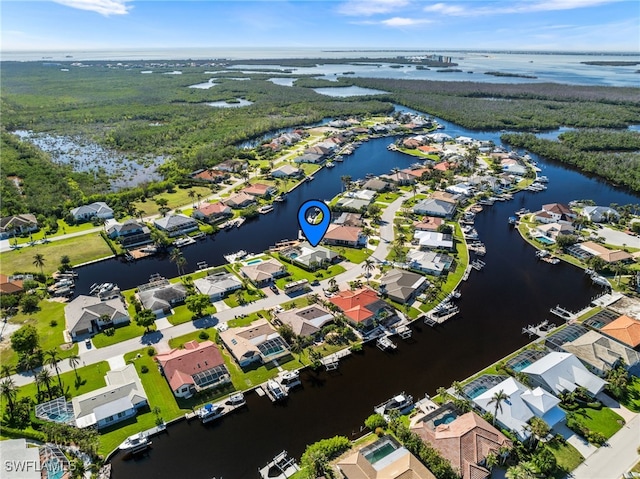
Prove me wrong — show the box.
[135,309,157,333]
[45,348,63,391]
[488,389,508,426]
[68,354,81,383]
[363,259,374,283]
[37,368,53,400]
[32,253,46,275]
[0,378,17,421]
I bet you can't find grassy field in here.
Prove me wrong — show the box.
[167,303,216,326]
[375,192,402,204]
[133,185,213,217]
[8,220,98,245]
[326,246,372,264]
[0,233,113,275]
[568,405,624,439]
[1,299,78,367]
[91,320,148,349]
[615,375,640,412]
[223,288,265,308]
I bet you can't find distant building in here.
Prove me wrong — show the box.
[219,319,290,367]
[153,214,199,237]
[271,164,302,178]
[0,274,24,294]
[242,183,276,198]
[70,202,113,222]
[156,340,230,398]
[223,192,256,209]
[0,214,38,239]
[214,159,247,172]
[191,169,228,183]
[581,206,620,223]
[362,178,390,192]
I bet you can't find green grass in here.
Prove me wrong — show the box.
[326,246,372,264]
[223,288,264,307]
[166,303,216,326]
[0,233,113,275]
[133,185,213,216]
[567,405,624,439]
[91,321,148,348]
[227,310,270,328]
[1,300,78,367]
[384,298,422,319]
[615,375,640,412]
[273,258,345,289]
[375,192,402,204]
[7,220,98,245]
[545,440,584,478]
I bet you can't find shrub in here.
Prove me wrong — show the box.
[198,331,210,340]
[365,413,387,431]
[350,342,363,353]
[375,427,385,436]
[141,365,149,374]
[49,320,57,327]
[147,347,155,356]
[104,327,115,336]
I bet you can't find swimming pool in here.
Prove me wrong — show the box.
[536,236,554,245]
[466,385,488,399]
[433,412,458,427]
[511,359,532,372]
[44,458,65,479]
[246,259,262,265]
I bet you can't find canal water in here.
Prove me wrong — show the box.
[106,111,640,478]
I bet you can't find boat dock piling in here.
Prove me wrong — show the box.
[522,320,556,338]
[550,304,577,321]
[321,348,351,371]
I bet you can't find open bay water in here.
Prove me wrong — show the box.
[108,110,640,477]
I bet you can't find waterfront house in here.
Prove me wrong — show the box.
[601,314,640,349]
[337,435,436,479]
[406,250,453,276]
[575,241,632,264]
[295,153,323,164]
[534,222,575,242]
[271,164,302,178]
[192,202,232,222]
[191,169,228,183]
[0,214,38,239]
[156,340,230,398]
[541,203,576,222]
[344,189,377,202]
[433,161,452,172]
[521,351,607,396]
[239,258,287,286]
[563,330,640,376]
[446,182,476,197]
[328,287,391,329]
[379,269,428,304]
[473,377,565,441]
[336,197,371,211]
[194,271,242,301]
[242,183,277,198]
[70,202,114,222]
[153,214,199,237]
[0,274,23,294]
[413,198,456,218]
[403,138,421,149]
[274,304,334,338]
[414,231,454,250]
[107,219,152,248]
[411,406,511,479]
[502,163,527,176]
[72,364,148,429]
[323,224,366,247]
[214,159,247,172]
[362,178,390,192]
[413,216,444,232]
[581,205,620,223]
[401,167,430,179]
[137,278,188,317]
[65,295,129,341]
[333,212,364,227]
[219,319,290,368]
[382,171,416,185]
[223,192,256,209]
[280,242,339,271]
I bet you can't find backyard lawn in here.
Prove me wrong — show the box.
[326,246,372,264]
[546,440,584,478]
[7,220,98,245]
[91,321,148,349]
[615,375,640,412]
[132,185,212,216]
[568,404,624,439]
[0,233,113,275]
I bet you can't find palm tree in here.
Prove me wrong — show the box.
[528,417,550,451]
[170,249,185,276]
[45,348,63,391]
[32,253,46,275]
[68,354,81,383]
[485,452,499,472]
[0,364,13,379]
[37,368,53,400]
[505,462,536,479]
[328,277,338,292]
[187,189,196,208]
[239,170,250,184]
[0,378,17,420]
[363,259,374,283]
[340,175,352,192]
[488,389,508,426]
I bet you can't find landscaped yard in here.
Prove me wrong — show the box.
[567,404,624,439]
[615,374,640,412]
[0,233,113,275]
[223,287,264,308]
[132,185,213,217]
[1,300,78,367]
[273,257,346,289]
[545,440,584,478]
[326,246,372,264]
[7,220,98,245]
[91,321,148,349]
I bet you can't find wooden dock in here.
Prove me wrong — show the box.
[321,348,351,371]
[522,320,556,338]
[550,304,576,321]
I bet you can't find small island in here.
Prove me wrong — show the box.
[484,71,538,79]
[580,61,640,66]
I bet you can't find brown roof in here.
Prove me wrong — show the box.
[430,191,458,204]
[328,288,381,323]
[433,162,450,172]
[242,183,273,196]
[194,170,227,181]
[414,216,443,231]
[224,192,255,207]
[0,274,23,294]
[601,315,640,348]
[402,168,429,178]
[195,202,229,216]
[155,340,226,392]
[543,203,574,216]
[418,145,440,153]
[411,412,511,479]
[325,224,362,243]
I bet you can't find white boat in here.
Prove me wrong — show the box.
[224,250,248,263]
[376,336,397,351]
[279,370,301,390]
[258,451,300,479]
[334,155,344,162]
[258,205,274,214]
[326,161,335,168]
[196,403,225,423]
[374,392,414,419]
[118,432,151,452]
[235,216,246,227]
[305,175,314,182]
[274,195,285,202]
[227,392,246,407]
[265,379,288,402]
[173,236,196,248]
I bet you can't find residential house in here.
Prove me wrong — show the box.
[601,314,640,349]
[223,192,256,209]
[417,145,440,154]
[535,222,575,241]
[414,216,444,232]
[473,377,565,441]
[414,231,454,250]
[156,340,230,398]
[521,351,607,397]
[240,258,287,286]
[333,212,364,227]
[294,153,324,164]
[219,319,290,367]
[0,274,23,294]
[271,164,302,178]
[336,197,371,211]
[446,183,475,197]
[541,203,576,222]
[191,169,228,183]
[70,202,114,222]
[0,438,41,479]
[362,178,390,192]
[433,161,452,172]
[343,189,377,202]
[72,364,148,429]
[411,406,511,479]
[337,435,436,479]
[577,241,632,264]
[563,330,640,376]
[401,167,429,179]
[214,159,247,172]
[379,269,428,304]
[65,295,129,340]
[137,278,187,317]
[194,271,242,301]
[107,220,152,248]
[581,206,620,223]
[280,242,339,271]
[275,304,334,338]
[192,202,232,222]
[328,287,391,328]
[431,191,460,204]
[413,198,456,218]
[0,214,38,239]
[502,163,527,176]
[383,171,416,185]
[406,250,453,276]
[323,224,366,247]
[402,138,421,149]
[153,214,199,237]
[242,183,276,198]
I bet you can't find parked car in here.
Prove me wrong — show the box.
[269,284,279,294]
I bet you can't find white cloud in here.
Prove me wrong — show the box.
[423,0,622,16]
[338,0,409,17]
[52,0,132,16]
[380,16,431,26]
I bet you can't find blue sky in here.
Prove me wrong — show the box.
[2,0,639,52]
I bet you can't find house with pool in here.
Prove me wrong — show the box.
[219,318,290,368]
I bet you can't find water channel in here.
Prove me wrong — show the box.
[103,110,640,478]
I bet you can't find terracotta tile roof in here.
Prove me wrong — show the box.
[194,170,226,181]
[543,203,574,216]
[402,168,429,178]
[0,274,23,294]
[155,340,226,392]
[195,202,229,216]
[414,216,443,231]
[324,224,362,243]
[434,162,450,171]
[328,288,380,323]
[418,145,440,153]
[601,314,640,348]
[242,183,273,196]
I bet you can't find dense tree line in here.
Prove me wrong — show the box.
[501,131,640,192]
[558,128,640,151]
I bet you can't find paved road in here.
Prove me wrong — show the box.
[8,193,409,387]
[569,414,640,479]
[587,226,640,249]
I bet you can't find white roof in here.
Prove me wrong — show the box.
[0,439,40,479]
[520,387,561,416]
[414,231,454,249]
[522,352,607,396]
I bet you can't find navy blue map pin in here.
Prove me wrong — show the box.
[298,200,331,247]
